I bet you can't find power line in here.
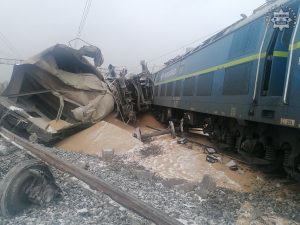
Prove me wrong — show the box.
[127,28,224,72]
[77,0,90,37]
[149,29,223,64]
[75,0,93,46]
[0,31,22,58]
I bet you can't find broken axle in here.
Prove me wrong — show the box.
[134,121,176,141]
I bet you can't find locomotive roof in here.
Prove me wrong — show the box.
[160,0,295,70]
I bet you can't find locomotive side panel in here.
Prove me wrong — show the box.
[154,16,265,121]
[154,1,300,129]
[152,0,300,180]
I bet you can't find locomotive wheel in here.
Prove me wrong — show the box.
[0,159,60,216]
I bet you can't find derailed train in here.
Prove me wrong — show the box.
[152,0,300,181]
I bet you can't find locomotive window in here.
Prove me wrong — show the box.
[183,77,195,96]
[196,72,214,96]
[160,84,166,96]
[166,82,173,96]
[223,62,252,95]
[154,85,159,97]
[174,80,182,96]
[229,19,261,58]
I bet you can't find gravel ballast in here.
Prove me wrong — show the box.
[0,138,300,225]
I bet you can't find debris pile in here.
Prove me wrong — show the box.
[105,60,153,123]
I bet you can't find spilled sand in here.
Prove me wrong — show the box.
[57,113,265,192]
[56,121,142,156]
[125,134,263,192]
[134,113,165,130]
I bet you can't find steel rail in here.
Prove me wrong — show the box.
[0,127,183,225]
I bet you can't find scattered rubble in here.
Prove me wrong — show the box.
[226,160,238,171]
[206,154,219,163]
[205,147,216,154]
[177,138,187,144]
[139,144,163,158]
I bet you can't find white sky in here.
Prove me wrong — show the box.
[0,0,265,82]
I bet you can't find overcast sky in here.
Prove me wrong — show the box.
[0,0,265,82]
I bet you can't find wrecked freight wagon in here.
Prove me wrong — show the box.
[106,60,153,123]
[0,44,114,143]
[0,44,154,144]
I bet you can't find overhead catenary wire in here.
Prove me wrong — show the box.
[75,0,93,47]
[148,29,223,64]
[0,31,22,58]
[127,28,224,73]
[76,0,92,38]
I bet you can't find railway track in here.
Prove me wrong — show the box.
[0,127,183,225]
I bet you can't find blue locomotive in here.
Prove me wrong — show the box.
[153,0,300,180]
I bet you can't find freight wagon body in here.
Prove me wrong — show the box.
[153,0,300,180]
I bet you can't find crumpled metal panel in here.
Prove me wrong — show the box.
[0,44,114,141]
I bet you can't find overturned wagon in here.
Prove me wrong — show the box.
[0,44,114,144]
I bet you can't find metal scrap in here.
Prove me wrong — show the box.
[106,61,154,123]
[133,121,176,142]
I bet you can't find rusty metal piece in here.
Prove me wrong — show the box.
[134,121,176,141]
[0,127,183,225]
